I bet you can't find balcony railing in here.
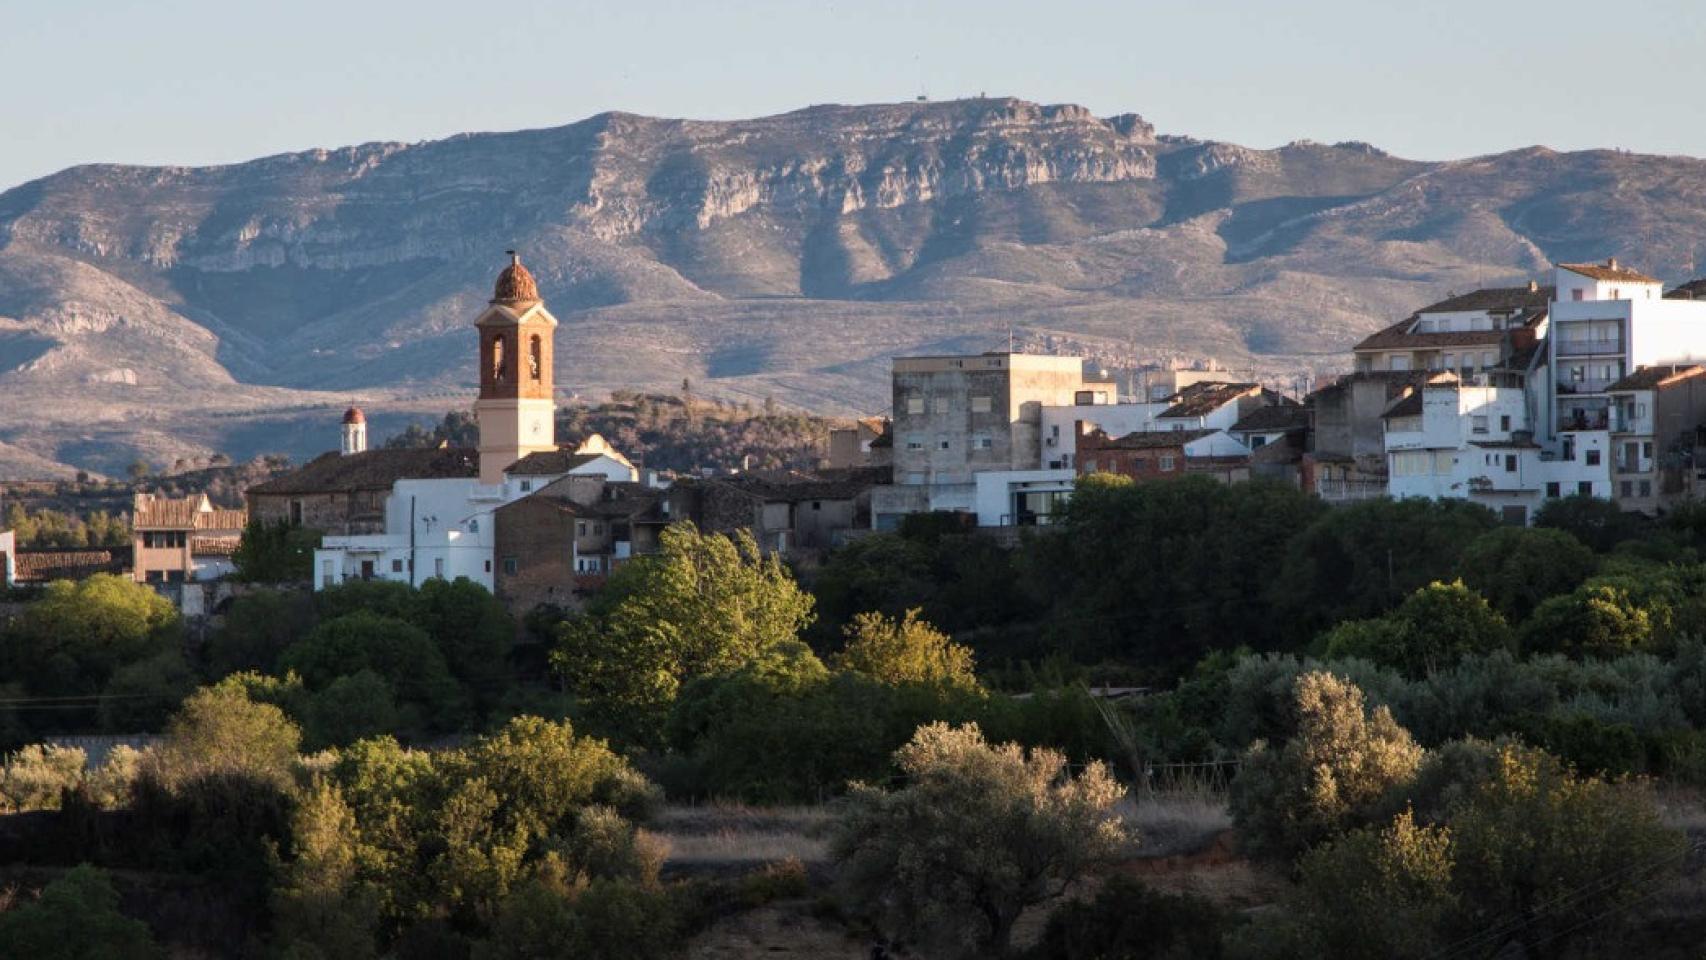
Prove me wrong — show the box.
[1555,337,1624,357]
[1559,413,1611,431]
[1316,479,1388,502]
[1556,379,1619,395]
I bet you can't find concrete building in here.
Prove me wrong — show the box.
[1304,372,1431,502]
[131,493,247,584]
[826,417,892,469]
[872,352,1114,527]
[1606,365,1706,514]
[671,468,887,555]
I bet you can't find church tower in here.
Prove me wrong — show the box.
[474,252,558,484]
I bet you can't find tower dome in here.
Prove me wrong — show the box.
[342,406,365,425]
[492,250,540,303]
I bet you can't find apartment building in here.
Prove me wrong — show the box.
[872,352,1113,529]
[1606,365,1706,514]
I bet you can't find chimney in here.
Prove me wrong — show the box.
[1608,256,1619,270]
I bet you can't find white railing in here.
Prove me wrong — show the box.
[1316,479,1388,501]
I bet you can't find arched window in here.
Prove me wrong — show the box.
[491,334,506,382]
[529,334,543,381]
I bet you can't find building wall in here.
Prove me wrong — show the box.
[494,497,579,613]
[250,490,389,536]
[972,469,1077,527]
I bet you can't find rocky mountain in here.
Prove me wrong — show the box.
[2,97,1705,477]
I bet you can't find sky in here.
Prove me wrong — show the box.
[2,0,1703,192]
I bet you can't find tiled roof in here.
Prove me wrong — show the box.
[1157,382,1258,418]
[247,448,478,496]
[1230,405,1310,433]
[12,548,131,583]
[1306,370,1434,401]
[1354,284,1550,352]
[1665,279,1706,301]
[1605,365,1706,392]
[192,535,242,557]
[134,494,246,532]
[1560,261,1661,284]
[506,450,606,476]
[1091,429,1217,450]
[700,468,886,502]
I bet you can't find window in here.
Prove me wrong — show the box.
[1621,480,1634,497]
[1505,454,1517,473]
[1483,352,1496,369]
[576,521,587,535]
[971,396,993,413]
[1546,482,1561,498]
[434,558,445,579]
[1500,415,1511,431]
[905,472,925,484]
[1443,353,1457,371]
[974,434,993,450]
[290,500,304,525]
[1250,436,1267,449]
[933,398,951,414]
[1083,459,1098,473]
[1389,356,1411,371]
[520,480,532,492]
[484,560,491,573]
[1643,441,1654,459]
[529,335,543,380]
[1586,449,1601,466]
[1472,416,1489,434]
[1640,480,1652,497]
[906,397,924,415]
[321,560,333,589]
[1573,289,1585,301]
[905,434,924,451]
[1158,455,1176,472]
[1578,481,1593,495]
[938,436,951,450]
[811,501,822,511]
[502,557,518,575]
[391,559,403,573]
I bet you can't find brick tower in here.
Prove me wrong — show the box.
[474,251,558,484]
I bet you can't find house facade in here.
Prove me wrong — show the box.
[131,493,246,584]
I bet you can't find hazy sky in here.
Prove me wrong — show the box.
[3,0,1702,192]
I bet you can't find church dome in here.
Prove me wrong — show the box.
[342,406,365,425]
[492,250,540,303]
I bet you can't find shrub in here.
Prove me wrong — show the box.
[1029,875,1227,960]
[834,608,980,692]
[148,684,302,788]
[833,722,1129,958]
[1286,810,1456,960]
[1229,672,1423,863]
[0,864,162,959]
[1520,583,1655,659]
[1456,526,1596,620]
[0,744,87,813]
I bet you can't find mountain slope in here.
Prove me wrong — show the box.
[1,97,1704,476]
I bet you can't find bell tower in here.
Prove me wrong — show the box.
[474,251,558,484]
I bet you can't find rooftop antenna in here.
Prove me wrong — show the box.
[1008,324,1015,353]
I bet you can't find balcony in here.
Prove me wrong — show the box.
[1316,479,1388,502]
[1559,412,1611,431]
[1556,379,1619,396]
[1555,338,1625,357]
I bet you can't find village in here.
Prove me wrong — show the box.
[6,252,1706,615]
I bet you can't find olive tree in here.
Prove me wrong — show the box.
[833,608,979,692]
[833,722,1129,957]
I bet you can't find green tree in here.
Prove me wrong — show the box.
[1230,672,1424,863]
[1533,493,1652,553]
[281,610,464,733]
[412,577,515,714]
[1287,810,1458,960]
[834,608,979,692]
[1519,582,1655,659]
[98,650,195,732]
[206,589,316,677]
[1271,498,1498,645]
[553,523,815,744]
[148,683,301,788]
[833,722,1129,958]
[0,864,162,959]
[232,519,321,583]
[1450,744,1685,959]
[271,781,381,960]
[1456,526,1596,620]
[306,670,401,749]
[1320,580,1510,676]
[4,573,179,696]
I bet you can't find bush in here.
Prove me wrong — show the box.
[1229,672,1423,863]
[1029,875,1227,960]
[834,722,1129,958]
[834,608,980,692]
[0,864,163,959]
[1320,581,1510,676]
[1520,583,1656,659]
[0,744,87,813]
[1455,526,1596,620]
[148,684,302,788]
[1534,494,1651,553]
[1286,810,1456,960]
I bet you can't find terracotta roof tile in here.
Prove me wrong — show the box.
[247,448,478,496]
[1560,261,1661,284]
[1605,365,1706,392]
[1230,405,1310,433]
[1089,429,1217,450]
[506,450,607,476]
[12,548,130,583]
[1156,382,1258,418]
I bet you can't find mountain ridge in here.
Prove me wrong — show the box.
[1,96,1703,477]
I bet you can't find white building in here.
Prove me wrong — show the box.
[310,254,639,592]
